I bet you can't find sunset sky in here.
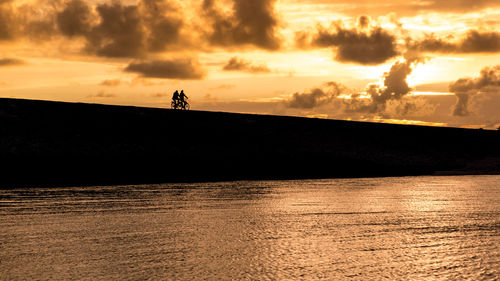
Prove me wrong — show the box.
[1,0,500,128]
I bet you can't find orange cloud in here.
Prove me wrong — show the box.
[99,79,122,87]
[449,65,500,116]
[0,57,25,67]
[202,0,281,50]
[408,30,500,54]
[0,2,19,40]
[222,57,271,73]
[55,0,185,58]
[124,58,205,80]
[298,20,399,65]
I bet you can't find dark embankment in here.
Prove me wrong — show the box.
[1,97,499,187]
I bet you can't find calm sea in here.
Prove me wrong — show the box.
[1,176,499,280]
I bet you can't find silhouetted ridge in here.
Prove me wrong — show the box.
[1,97,499,187]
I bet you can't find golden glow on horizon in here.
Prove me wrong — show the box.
[409,92,454,96]
[370,118,449,127]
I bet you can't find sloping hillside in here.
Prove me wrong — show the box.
[1,98,499,187]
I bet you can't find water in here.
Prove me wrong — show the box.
[1,176,499,280]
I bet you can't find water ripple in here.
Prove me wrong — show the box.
[1,175,499,280]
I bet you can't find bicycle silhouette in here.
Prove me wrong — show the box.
[171,99,190,110]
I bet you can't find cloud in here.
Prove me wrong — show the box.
[358,15,370,28]
[0,0,59,42]
[99,79,122,87]
[56,0,92,38]
[284,58,426,117]
[408,30,500,54]
[294,31,312,49]
[0,2,19,40]
[0,57,25,66]
[138,0,183,52]
[358,57,437,118]
[202,0,281,50]
[88,90,116,98]
[222,57,271,73]
[23,19,57,41]
[55,0,185,58]
[449,65,500,116]
[363,58,419,112]
[85,2,146,58]
[0,0,197,57]
[304,20,399,65]
[286,82,347,109]
[124,58,205,80]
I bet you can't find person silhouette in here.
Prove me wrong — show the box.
[179,90,188,109]
[172,90,179,109]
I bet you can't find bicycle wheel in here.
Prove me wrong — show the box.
[184,102,190,110]
[171,100,177,109]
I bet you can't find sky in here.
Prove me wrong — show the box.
[1,0,500,129]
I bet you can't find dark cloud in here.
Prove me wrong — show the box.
[0,2,18,40]
[284,58,424,117]
[452,93,471,117]
[85,3,146,58]
[408,30,500,54]
[222,57,271,73]
[202,0,281,50]
[0,0,59,42]
[56,0,92,37]
[367,59,415,108]
[124,58,205,80]
[7,0,283,57]
[55,0,184,58]
[287,88,329,109]
[339,58,422,115]
[23,19,57,41]
[449,65,500,116]
[461,31,500,52]
[0,57,25,66]
[308,22,399,65]
[286,82,347,109]
[138,0,183,52]
[358,16,370,28]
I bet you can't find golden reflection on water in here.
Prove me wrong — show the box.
[0,176,499,280]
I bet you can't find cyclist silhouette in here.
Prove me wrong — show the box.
[171,89,190,110]
[172,90,179,109]
[179,90,188,108]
